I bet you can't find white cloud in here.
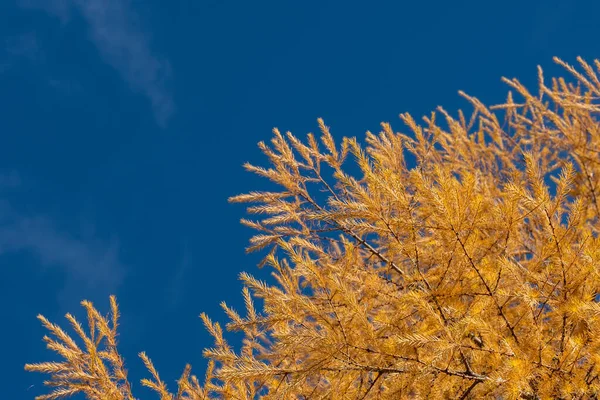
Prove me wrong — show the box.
[19,0,175,127]
[164,240,191,308]
[0,172,125,308]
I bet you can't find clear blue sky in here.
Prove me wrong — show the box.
[2,0,599,398]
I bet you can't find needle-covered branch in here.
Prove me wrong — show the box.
[26,57,600,399]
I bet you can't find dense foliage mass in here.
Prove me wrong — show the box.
[26,57,600,399]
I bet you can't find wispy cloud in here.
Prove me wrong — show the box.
[0,171,125,308]
[164,240,192,308]
[19,0,71,23]
[1,32,44,71]
[47,78,83,96]
[19,0,175,126]
[4,32,42,62]
[1,32,82,95]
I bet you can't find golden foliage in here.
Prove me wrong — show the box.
[26,57,600,399]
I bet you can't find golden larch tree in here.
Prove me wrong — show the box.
[25,57,600,399]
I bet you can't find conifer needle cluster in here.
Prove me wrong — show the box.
[26,57,600,399]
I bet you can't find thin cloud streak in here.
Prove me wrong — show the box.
[1,32,44,71]
[165,240,192,308]
[0,172,125,309]
[19,0,175,126]
[0,212,126,309]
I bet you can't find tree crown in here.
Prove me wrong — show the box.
[25,57,600,399]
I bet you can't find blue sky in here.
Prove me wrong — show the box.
[3,0,600,398]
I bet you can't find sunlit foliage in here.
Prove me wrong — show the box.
[26,57,600,399]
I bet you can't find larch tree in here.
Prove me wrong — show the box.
[25,57,600,399]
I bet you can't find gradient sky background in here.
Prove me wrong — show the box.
[2,0,600,398]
